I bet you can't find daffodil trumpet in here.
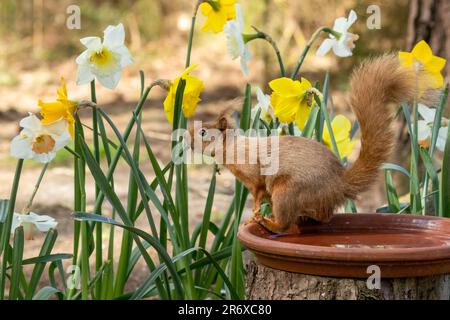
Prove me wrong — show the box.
[291,26,342,79]
[199,0,236,33]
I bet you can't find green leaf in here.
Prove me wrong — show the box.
[429,86,448,156]
[78,137,167,297]
[74,213,185,298]
[344,199,357,213]
[32,286,63,300]
[441,120,450,217]
[126,241,151,279]
[320,73,340,158]
[419,147,439,214]
[0,199,8,224]
[9,226,24,300]
[384,169,401,212]
[302,106,319,138]
[240,84,252,130]
[251,108,261,130]
[381,163,411,179]
[26,229,59,299]
[131,247,197,300]
[48,260,66,292]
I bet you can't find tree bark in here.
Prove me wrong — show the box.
[407,0,450,83]
[245,260,450,300]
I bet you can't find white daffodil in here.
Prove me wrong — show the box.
[223,4,251,77]
[417,103,448,151]
[251,86,274,123]
[10,113,70,163]
[76,23,133,89]
[316,10,359,58]
[11,212,57,240]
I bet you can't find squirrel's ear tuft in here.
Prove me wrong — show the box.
[217,116,228,131]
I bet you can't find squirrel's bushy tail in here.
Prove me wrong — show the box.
[343,54,417,199]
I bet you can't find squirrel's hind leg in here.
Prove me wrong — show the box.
[255,186,300,234]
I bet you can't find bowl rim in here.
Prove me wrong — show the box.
[238,213,450,263]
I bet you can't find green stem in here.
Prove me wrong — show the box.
[91,80,103,299]
[320,73,340,159]
[291,27,335,79]
[247,27,286,77]
[22,163,49,214]
[0,159,23,299]
[185,3,200,68]
[67,116,86,300]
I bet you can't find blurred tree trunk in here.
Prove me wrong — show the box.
[393,0,450,214]
[407,0,450,82]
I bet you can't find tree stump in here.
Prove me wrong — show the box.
[245,260,450,300]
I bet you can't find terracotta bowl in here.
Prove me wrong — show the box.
[238,213,450,278]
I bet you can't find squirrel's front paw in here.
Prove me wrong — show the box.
[244,211,263,225]
[245,215,260,225]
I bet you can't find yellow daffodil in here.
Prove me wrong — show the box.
[38,77,77,139]
[200,0,237,33]
[322,115,355,158]
[269,77,314,130]
[163,65,205,124]
[399,40,446,89]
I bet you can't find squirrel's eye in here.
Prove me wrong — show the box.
[199,129,207,137]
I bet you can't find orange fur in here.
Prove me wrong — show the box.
[189,54,421,234]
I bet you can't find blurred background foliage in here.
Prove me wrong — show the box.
[0,0,409,87]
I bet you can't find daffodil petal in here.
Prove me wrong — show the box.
[429,71,445,88]
[96,71,121,89]
[271,94,299,123]
[19,114,42,131]
[417,120,432,141]
[103,23,125,48]
[333,17,349,34]
[337,138,355,158]
[269,78,302,97]
[316,39,335,56]
[398,51,414,67]
[76,62,95,85]
[346,10,357,27]
[418,104,436,123]
[294,102,311,130]
[436,127,448,152]
[427,55,446,73]
[330,115,352,141]
[10,135,33,159]
[163,89,175,124]
[114,46,134,67]
[80,36,102,50]
[200,2,213,15]
[411,40,433,63]
[332,40,353,57]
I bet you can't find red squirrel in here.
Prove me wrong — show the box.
[188,54,422,233]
